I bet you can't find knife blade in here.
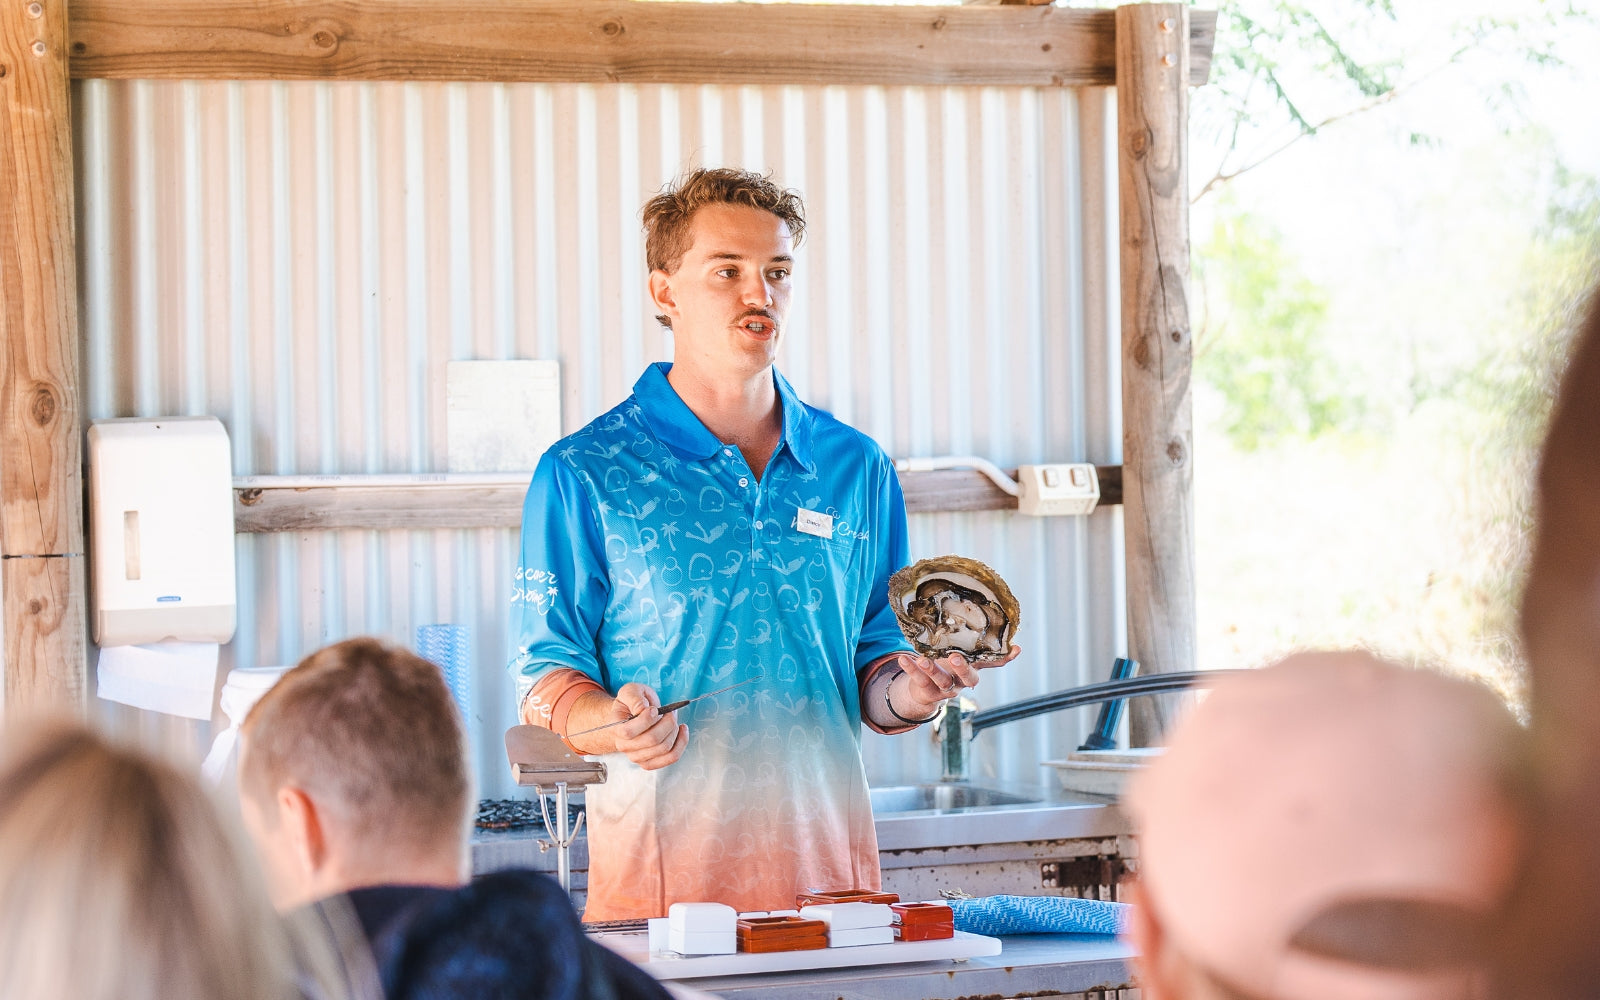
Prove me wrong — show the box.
[565,675,761,740]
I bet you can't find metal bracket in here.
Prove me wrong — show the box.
[1040,856,1128,891]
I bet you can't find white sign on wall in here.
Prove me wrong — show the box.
[446,360,562,473]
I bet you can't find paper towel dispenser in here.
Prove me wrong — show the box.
[88,417,237,646]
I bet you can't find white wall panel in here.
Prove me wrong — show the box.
[75,79,1124,798]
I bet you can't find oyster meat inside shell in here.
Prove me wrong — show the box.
[887,555,1020,663]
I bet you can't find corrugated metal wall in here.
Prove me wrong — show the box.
[73,78,1125,798]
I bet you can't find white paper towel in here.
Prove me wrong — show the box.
[96,641,220,720]
[201,665,290,789]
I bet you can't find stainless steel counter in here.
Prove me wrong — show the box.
[471,784,1128,875]
[472,783,1134,912]
[869,782,1128,852]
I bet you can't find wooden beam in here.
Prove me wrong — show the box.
[1,0,87,713]
[67,1,1216,88]
[232,467,1124,532]
[1117,4,1195,746]
[235,481,529,533]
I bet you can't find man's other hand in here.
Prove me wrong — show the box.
[897,645,1022,715]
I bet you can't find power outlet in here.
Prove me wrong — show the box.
[1016,464,1100,516]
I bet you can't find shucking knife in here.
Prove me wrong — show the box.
[564,675,762,740]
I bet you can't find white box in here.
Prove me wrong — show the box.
[827,926,896,948]
[667,928,736,956]
[647,918,669,954]
[88,417,236,646]
[668,902,737,935]
[1016,463,1100,516]
[800,902,893,930]
[446,360,561,473]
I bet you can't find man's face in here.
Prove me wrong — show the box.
[651,202,794,377]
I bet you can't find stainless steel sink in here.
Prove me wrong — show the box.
[869,783,1041,814]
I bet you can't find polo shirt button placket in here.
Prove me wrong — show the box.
[751,478,766,558]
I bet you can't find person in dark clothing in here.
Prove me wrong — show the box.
[239,637,672,1000]
[374,871,671,1000]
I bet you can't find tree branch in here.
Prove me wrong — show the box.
[1194,44,1474,204]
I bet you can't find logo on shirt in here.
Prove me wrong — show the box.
[513,566,561,614]
[795,508,834,540]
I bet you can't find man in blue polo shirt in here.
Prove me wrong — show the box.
[509,168,1018,920]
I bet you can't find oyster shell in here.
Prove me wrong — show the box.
[887,555,1020,663]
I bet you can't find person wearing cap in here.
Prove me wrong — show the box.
[1122,651,1523,1000]
[508,167,1019,921]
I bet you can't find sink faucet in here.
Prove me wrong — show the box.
[935,669,1237,783]
[936,696,978,782]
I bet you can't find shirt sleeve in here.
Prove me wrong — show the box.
[853,449,914,672]
[507,449,614,707]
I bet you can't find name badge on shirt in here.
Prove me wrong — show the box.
[796,508,834,539]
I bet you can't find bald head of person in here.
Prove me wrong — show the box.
[1123,652,1524,1000]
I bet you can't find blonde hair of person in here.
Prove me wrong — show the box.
[0,719,297,1000]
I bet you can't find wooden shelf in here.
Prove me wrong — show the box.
[232,466,1123,533]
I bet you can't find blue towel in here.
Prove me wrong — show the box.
[416,624,473,724]
[949,895,1129,936]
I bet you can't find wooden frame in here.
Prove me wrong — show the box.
[4,0,1208,727]
[67,1,1214,87]
[2,0,86,712]
[1118,4,1195,742]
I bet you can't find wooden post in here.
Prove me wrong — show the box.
[1117,3,1194,745]
[0,0,87,713]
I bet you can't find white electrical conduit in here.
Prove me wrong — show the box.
[893,456,1021,498]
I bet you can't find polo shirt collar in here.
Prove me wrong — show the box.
[773,368,815,471]
[633,362,815,472]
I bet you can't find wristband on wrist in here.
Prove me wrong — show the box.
[884,671,942,726]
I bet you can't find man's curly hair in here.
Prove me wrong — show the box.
[642,167,806,276]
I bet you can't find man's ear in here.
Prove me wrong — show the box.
[1124,879,1180,1000]
[277,785,329,879]
[648,269,678,322]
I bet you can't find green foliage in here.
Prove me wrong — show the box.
[1193,204,1353,450]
